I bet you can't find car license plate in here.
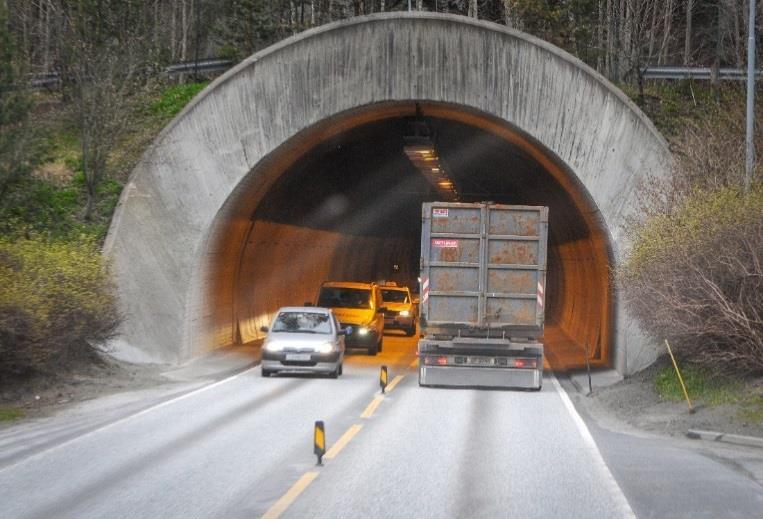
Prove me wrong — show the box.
[469,356,494,366]
[286,353,311,361]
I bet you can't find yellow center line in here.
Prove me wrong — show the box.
[360,395,385,418]
[324,424,363,460]
[261,471,319,519]
[385,374,404,393]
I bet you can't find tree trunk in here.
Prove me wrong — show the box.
[607,0,617,80]
[618,0,628,80]
[597,0,604,73]
[503,0,513,29]
[733,0,742,68]
[181,0,188,62]
[647,0,658,64]
[468,0,478,19]
[658,0,673,66]
[684,0,694,66]
[171,0,177,61]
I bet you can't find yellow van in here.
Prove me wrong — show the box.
[315,281,385,355]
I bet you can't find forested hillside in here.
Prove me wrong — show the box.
[1,2,761,382]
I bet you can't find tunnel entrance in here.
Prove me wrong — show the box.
[207,102,612,371]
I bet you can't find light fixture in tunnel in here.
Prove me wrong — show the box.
[403,113,459,201]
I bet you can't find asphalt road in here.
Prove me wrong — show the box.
[1,333,761,518]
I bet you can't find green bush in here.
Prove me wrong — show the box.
[0,236,120,377]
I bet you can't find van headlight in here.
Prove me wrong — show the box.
[399,310,410,317]
[358,327,369,335]
[316,342,334,354]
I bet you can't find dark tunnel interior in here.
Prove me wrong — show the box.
[207,106,613,370]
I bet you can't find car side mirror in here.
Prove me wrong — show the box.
[413,298,420,305]
[341,326,353,335]
[260,326,269,333]
[304,302,313,307]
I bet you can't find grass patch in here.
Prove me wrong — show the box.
[621,81,743,137]
[149,82,209,119]
[739,396,763,423]
[654,365,743,406]
[0,408,24,422]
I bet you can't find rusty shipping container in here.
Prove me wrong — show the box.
[417,202,548,389]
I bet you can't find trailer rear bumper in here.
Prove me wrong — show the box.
[418,364,542,390]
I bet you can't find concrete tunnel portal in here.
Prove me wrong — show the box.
[105,12,671,375]
[208,102,612,371]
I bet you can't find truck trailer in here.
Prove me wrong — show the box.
[416,202,548,390]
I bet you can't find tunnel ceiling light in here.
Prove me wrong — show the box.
[403,131,459,202]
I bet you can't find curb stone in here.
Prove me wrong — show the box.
[687,429,763,449]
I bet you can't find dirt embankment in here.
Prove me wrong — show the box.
[0,355,171,421]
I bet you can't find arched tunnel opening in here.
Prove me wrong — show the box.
[203,102,613,371]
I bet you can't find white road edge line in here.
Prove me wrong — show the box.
[550,374,637,519]
[0,367,258,474]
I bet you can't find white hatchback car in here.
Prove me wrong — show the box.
[260,307,349,378]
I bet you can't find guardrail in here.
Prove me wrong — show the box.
[27,58,234,91]
[641,66,763,80]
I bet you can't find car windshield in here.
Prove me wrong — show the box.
[317,287,372,309]
[271,312,332,334]
[381,289,409,303]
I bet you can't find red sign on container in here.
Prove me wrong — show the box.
[432,239,458,248]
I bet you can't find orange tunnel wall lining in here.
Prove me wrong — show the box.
[200,103,613,371]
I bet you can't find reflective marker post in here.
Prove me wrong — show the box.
[314,421,325,466]
[380,366,388,394]
[664,340,694,414]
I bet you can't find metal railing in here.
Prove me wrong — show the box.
[641,66,763,81]
[27,58,234,91]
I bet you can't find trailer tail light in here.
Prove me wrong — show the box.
[514,358,537,369]
[425,355,448,366]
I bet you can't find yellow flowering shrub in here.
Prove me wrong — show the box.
[0,236,120,376]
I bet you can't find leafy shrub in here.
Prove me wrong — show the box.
[150,82,209,119]
[0,236,120,377]
[621,185,763,374]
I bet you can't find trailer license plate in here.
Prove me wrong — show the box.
[469,357,494,366]
[286,353,311,361]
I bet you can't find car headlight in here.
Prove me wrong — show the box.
[358,327,369,335]
[316,342,334,354]
[399,310,410,317]
[264,341,284,352]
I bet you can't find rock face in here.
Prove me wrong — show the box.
[104,12,670,374]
